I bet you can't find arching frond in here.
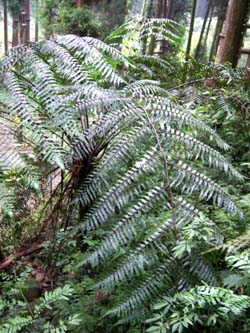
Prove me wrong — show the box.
[0,34,243,323]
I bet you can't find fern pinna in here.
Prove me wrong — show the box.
[0,32,243,321]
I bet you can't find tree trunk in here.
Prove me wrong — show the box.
[209,14,223,61]
[194,0,210,60]
[183,0,197,81]
[147,0,155,55]
[203,2,214,47]
[19,0,26,44]
[4,0,8,53]
[185,0,197,61]
[25,0,31,42]
[148,0,164,55]
[209,0,228,62]
[160,0,175,54]
[166,0,174,19]
[35,0,39,42]
[76,0,84,6]
[12,15,19,46]
[196,0,209,18]
[218,0,250,67]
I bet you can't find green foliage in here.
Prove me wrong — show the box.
[146,285,250,333]
[0,267,79,333]
[106,16,185,55]
[52,5,104,38]
[223,252,250,290]
[40,0,126,40]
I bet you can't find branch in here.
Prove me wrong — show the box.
[0,243,45,270]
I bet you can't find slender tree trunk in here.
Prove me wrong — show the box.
[160,0,175,54]
[148,0,164,55]
[209,1,228,62]
[166,0,174,19]
[76,0,84,6]
[12,15,19,46]
[163,0,167,17]
[196,0,209,18]
[35,0,39,42]
[183,0,197,81]
[218,0,250,67]
[185,0,197,61]
[246,54,250,69]
[203,2,214,47]
[25,0,30,42]
[194,0,210,60]
[209,13,223,61]
[19,0,26,44]
[4,0,8,53]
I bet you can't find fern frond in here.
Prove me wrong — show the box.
[79,148,160,231]
[162,126,241,179]
[85,186,169,266]
[172,161,243,217]
[0,45,31,79]
[134,55,173,73]
[82,37,131,68]
[108,259,175,317]
[145,97,230,151]
[106,17,185,56]
[56,35,125,86]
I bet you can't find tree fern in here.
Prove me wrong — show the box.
[0,33,243,323]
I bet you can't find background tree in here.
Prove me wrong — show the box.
[196,0,209,18]
[184,0,197,79]
[25,0,30,42]
[218,0,250,67]
[209,0,229,61]
[8,0,22,46]
[3,0,8,53]
[35,0,39,41]
[194,0,211,60]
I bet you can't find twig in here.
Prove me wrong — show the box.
[168,77,215,91]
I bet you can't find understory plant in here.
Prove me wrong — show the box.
[0,17,249,332]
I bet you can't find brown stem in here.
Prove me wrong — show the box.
[0,244,45,270]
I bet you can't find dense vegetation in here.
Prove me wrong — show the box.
[0,1,250,332]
